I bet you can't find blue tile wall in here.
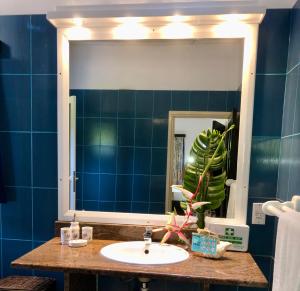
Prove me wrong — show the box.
[248,9,291,291]
[0,15,62,285]
[0,7,296,291]
[277,0,300,202]
[72,89,240,214]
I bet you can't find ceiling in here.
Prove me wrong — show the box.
[0,0,298,15]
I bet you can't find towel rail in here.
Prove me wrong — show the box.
[262,195,300,217]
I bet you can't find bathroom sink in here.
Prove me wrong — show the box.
[100,241,189,265]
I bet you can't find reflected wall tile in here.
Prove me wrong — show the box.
[256,10,290,74]
[100,118,117,146]
[84,118,100,146]
[32,75,57,132]
[32,133,57,188]
[100,174,116,201]
[99,202,115,212]
[101,90,118,118]
[132,202,149,213]
[277,136,293,202]
[149,202,165,214]
[132,175,150,202]
[84,90,101,117]
[117,147,134,174]
[189,91,208,111]
[0,16,30,73]
[134,147,151,175]
[253,75,286,137]
[249,136,280,197]
[227,91,241,112]
[2,187,32,240]
[288,134,300,200]
[151,148,167,175]
[281,68,298,137]
[150,175,166,203]
[100,145,117,174]
[118,118,134,146]
[76,200,84,210]
[0,75,30,131]
[208,91,227,111]
[136,90,153,118]
[118,90,135,118]
[115,201,131,212]
[116,175,132,201]
[83,145,100,173]
[33,188,57,241]
[171,91,189,111]
[31,15,57,74]
[0,132,31,186]
[83,200,99,211]
[153,90,171,118]
[83,173,99,201]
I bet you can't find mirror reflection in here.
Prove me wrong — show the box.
[69,39,243,216]
[168,112,240,219]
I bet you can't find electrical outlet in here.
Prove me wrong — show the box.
[252,203,266,225]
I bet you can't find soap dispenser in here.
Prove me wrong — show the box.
[70,213,80,240]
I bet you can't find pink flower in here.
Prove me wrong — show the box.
[191,201,210,210]
[177,231,190,245]
[161,231,172,244]
[171,185,194,200]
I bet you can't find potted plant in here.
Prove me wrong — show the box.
[154,125,234,245]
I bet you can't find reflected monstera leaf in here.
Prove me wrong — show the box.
[183,129,229,211]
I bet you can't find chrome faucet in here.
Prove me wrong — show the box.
[143,227,152,254]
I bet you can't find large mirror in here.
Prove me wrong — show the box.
[68,38,243,218]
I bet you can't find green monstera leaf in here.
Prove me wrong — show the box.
[183,126,233,216]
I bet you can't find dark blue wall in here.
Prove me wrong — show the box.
[0,15,63,288]
[0,8,293,291]
[277,0,300,202]
[72,89,240,214]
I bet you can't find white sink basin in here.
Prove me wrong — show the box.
[100,241,189,265]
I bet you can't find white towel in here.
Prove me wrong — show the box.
[273,211,300,291]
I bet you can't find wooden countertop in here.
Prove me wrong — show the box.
[12,237,267,288]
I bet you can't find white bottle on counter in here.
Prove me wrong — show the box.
[70,214,80,240]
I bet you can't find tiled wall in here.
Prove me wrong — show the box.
[0,15,63,288]
[0,9,294,291]
[277,0,300,202]
[71,89,240,214]
[245,9,291,291]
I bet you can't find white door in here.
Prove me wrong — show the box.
[69,95,77,210]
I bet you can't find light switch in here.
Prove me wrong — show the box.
[252,203,266,225]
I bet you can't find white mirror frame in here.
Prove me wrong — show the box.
[51,9,264,226]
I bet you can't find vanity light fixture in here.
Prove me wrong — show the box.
[65,26,92,40]
[160,14,194,39]
[73,17,83,26]
[113,17,151,39]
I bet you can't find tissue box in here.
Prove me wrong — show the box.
[205,219,249,252]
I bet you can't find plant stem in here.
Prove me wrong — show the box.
[196,210,205,229]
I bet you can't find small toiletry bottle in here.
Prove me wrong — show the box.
[70,213,80,240]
